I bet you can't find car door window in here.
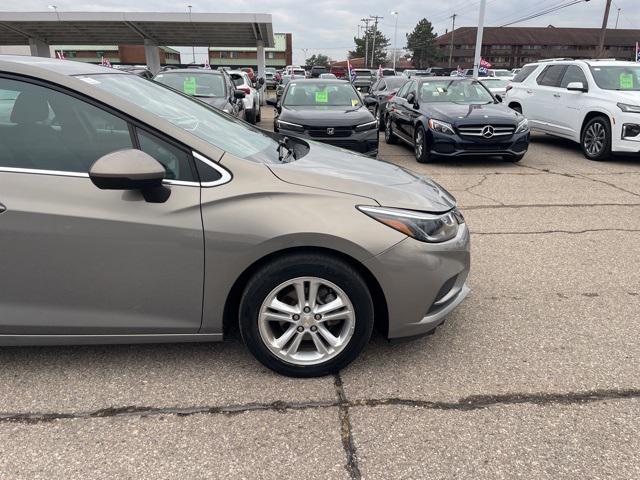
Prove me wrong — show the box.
[0,77,133,173]
[537,65,567,87]
[512,64,538,83]
[396,81,411,99]
[136,129,196,182]
[560,66,588,88]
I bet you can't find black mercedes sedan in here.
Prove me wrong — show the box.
[270,79,379,157]
[384,77,529,163]
[153,69,245,119]
[364,76,409,131]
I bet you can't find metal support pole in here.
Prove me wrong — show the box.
[472,0,487,79]
[597,0,613,57]
[448,14,457,68]
[257,40,266,106]
[392,11,399,71]
[144,39,161,75]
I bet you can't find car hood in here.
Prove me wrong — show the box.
[198,97,227,109]
[279,106,373,127]
[425,102,521,126]
[610,90,640,103]
[268,143,456,212]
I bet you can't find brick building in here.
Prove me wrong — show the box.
[436,26,640,69]
[209,33,292,69]
[52,45,180,65]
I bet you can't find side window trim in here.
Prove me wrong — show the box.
[193,151,232,188]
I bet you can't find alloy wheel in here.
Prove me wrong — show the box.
[415,129,424,159]
[258,277,356,366]
[584,122,606,156]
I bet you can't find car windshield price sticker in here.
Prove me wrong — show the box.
[351,99,359,106]
[315,90,329,103]
[183,77,197,95]
[619,73,634,90]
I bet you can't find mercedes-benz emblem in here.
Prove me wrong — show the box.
[481,125,495,138]
[326,127,335,136]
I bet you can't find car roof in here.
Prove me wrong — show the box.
[525,59,639,68]
[0,54,121,76]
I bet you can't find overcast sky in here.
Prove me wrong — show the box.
[4,0,640,64]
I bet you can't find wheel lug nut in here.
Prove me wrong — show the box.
[310,325,318,332]
[314,314,321,320]
[296,326,304,332]
[303,307,311,313]
[292,314,300,320]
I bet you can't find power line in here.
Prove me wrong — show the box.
[499,0,591,27]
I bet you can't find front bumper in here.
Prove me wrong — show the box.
[364,223,471,339]
[278,126,379,157]
[612,115,640,154]
[430,129,530,157]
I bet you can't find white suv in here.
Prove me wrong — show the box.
[227,70,261,124]
[505,59,640,160]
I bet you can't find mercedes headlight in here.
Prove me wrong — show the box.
[428,118,455,135]
[358,206,464,243]
[515,118,529,133]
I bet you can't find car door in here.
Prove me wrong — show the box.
[527,65,568,135]
[386,81,410,130]
[0,76,204,335]
[224,73,242,118]
[395,80,417,141]
[558,65,591,140]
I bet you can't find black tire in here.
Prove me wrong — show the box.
[256,105,262,122]
[581,116,611,161]
[510,104,522,114]
[375,105,384,131]
[414,126,431,163]
[384,115,397,144]
[245,107,257,124]
[504,153,525,162]
[239,254,374,378]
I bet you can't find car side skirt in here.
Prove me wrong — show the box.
[0,333,222,347]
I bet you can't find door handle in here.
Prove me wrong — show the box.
[553,93,561,98]
[526,90,533,94]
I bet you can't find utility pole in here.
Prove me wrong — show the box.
[361,18,371,68]
[448,13,457,68]
[370,15,383,68]
[188,5,195,64]
[615,7,621,29]
[472,0,487,79]
[597,0,612,58]
[391,11,399,72]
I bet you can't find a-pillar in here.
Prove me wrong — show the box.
[29,38,50,57]
[256,40,266,105]
[144,39,161,75]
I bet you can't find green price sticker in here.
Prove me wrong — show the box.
[315,90,329,103]
[183,77,197,95]
[619,73,634,90]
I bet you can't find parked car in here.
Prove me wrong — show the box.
[412,70,432,77]
[384,77,529,162]
[0,55,470,377]
[352,69,375,92]
[330,65,347,79]
[319,73,338,79]
[153,69,245,119]
[364,76,409,130]
[271,79,379,157]
[378,68,397,77]
[227,70,262,124]
[276,74,292,99]
[424,67,450,77]
[264,72,277,89]
[505,59,640,160]
[488,69,513,79]
[310,66,328,78]
[481,77,510,98]
[241,67,256,82]
[402,69,417,78]
[116,66,153,79]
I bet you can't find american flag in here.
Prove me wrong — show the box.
[100,56,112,68]
[56,50,65,60]
[479,57,492,76]
[204,56,211,69]
[347,58,355,82]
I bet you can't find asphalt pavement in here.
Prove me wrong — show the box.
[1,105,639,479]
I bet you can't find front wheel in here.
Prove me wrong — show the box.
[581,116,611,161]
[256,103,262,122]
[384,116,397,144]
[414,126,431,163]
[245,107,257,124]
[239,254,374,377]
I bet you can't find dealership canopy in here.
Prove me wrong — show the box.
[0,11,275,74]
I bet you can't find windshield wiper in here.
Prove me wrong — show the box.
[277,136,296,162]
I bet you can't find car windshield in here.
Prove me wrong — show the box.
[86,73,287,163]
[590,65,640,91]
[154,72,226,98]
[283,82,361,107]
[419,79,494,104]
[354,70,372,77]
[385,77,408,89]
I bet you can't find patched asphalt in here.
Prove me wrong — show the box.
[1,106,639,478]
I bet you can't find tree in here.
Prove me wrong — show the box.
[349,27,390,67]
[305,54,330,69]
[406,18,438,69]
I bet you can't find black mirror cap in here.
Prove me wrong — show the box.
[90,149,165,190]
[259,77,266,85]
[406,92,416,104]
[234,90,246,99]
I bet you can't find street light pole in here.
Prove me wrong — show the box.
[448,13,457,68]
[615,7,621,29]
[597,0,612,58]
[188,5,195,64]
[361,18,371,68]
[370,15,383,68]
[472,0,487,79]
[391,11,399,71]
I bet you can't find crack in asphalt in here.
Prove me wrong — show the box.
[460,174,506,206]
[463,202,640,210]
[334,373,362,480]
[471,228,640,236]
[1,388,639,425]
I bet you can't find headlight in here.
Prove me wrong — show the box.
[276,120,304,132]
[357,206,464,243]
[428,118,455,135]
[355,120,378,132]
[618,103,640,113]
[515,118,529,133]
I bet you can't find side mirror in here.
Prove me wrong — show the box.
[258,77,265,86]
[494,94,503,103]
[566,81,587,92]
[90,149,165,191]
[234,90,246,99]
[406,92,416,104]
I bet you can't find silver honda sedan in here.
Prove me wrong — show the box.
[0,56,470,377]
